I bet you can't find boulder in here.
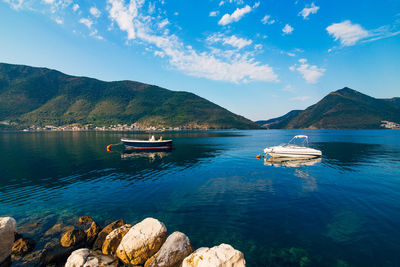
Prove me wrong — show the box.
[144,231,193,267]
[93,220,124,250]
[116,218,167,265]
[61,229,86,248]
[78,216,93,225]
[40,244,80,267]
[0,217,16,264]
[11,237,36,256]
[102,224,132,255]
[85,222,102,248]
[65,248,118,267]
[182,244,246,267]
[44,223,74,237]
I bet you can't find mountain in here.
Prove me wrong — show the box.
[259,87,400,129]
[255,110,302,129]
[0,63,259,129]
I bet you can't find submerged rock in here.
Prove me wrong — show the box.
[11,237,36,256]
[60,229,86,248]
[102,224,132,255]
[44,223,74,237]
[116,218,167,265]
[145,231,193,267]
[65,248,118,267]
[93,220,125,251]
[182,244,246,267]
[0,217,16,264]
[78,216,93,225]
[85,222,102,248]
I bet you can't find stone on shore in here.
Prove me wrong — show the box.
[116,218,167,265]
[40,244,80,267]
[93,220,125,250]
[11,237,36,256]
[85,221,102,247]
[61,228,86,247]
[0,217,16,264]
[102,224,132,255]
[182,244,246,267]
[65,248,118,267]
[144,231,193,267]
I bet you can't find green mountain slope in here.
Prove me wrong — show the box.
[260,87,400,129]
[255,110,302,129]
[287,87,400,129]
[0,63,259,129]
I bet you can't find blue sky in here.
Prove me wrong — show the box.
[1,0,399,120]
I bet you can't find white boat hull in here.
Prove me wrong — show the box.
[264,146,322,158]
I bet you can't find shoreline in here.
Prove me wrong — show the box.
[0,216,246,267]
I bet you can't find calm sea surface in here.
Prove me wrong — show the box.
[1,130,400,266]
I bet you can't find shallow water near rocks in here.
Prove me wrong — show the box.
[1,130,400,266]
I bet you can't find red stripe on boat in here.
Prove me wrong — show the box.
[125,146,172,150]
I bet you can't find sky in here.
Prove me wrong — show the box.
[1,0,399,120]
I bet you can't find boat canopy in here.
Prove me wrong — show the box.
[288,135,309,145]
[293,135,308,139]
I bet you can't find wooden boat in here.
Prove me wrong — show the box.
[120,135,172,152]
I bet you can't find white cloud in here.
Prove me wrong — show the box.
[158,18,169,29]
[291,96,311,101]
[253,2,260,8]
[90,7,101,18]
[327,20,400,47]
[55,17,63,24]
[79,18,93,28]
[209,11,219,17]
[299,2,319,19]
[219,1,224,6]
[72,3,79,11]
[4,0,24,9]
[283,84,295,92]
[174,11,179,16]
[218,5,252,26]
[107,0,278,83]
[261,15,275,25]
[148,2,155,14]
[254,44,262,50]
[207,34,253,49]
[291,58,325,84]
[326,20,369,46]
[107,0,139,40]
[282,24,294,35]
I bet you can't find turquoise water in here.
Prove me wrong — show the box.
[1,130,400,266]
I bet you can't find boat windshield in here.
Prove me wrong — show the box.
[285,135,309,147]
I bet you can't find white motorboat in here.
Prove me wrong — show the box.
[264,135,322,158]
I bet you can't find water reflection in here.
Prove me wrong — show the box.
[314,142,400,169]
[264,157,321,168]
[120,151,170,161]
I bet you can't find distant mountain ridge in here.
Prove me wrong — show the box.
[0,63,259,129]
[257,87,400,129]
[255,110,302,129]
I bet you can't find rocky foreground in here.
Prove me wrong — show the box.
[0,216,246,267]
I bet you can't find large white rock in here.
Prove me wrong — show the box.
[182,244,246,267]
[116,217,167,265]
[0,217,17,263]
[65,248,90,267]
[144,231,193,267]
[65,248,118,267]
